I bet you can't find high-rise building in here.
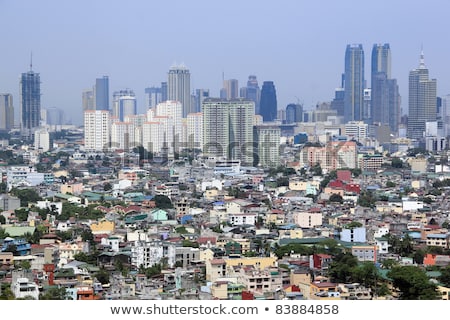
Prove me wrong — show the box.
[407,51,437,141]
[94,76,109,111]
[0,94,14,131]
[344,44,365,123]
[84,110,110,151]
[144,86,163,109]
[259,81,277,122]
[187,112,203,150]
[168,64,191,118]
[240,75,261,114]
[82,89,94,112]
[253,124,280,167]
[112,89,136,121]
[220,79,239,100]
[331,88,345,118]
[20,67,41,137]
[202,98,255,165]
[371,44,400,134]
[285,103,303,124]
[143,100,183,157]
[193,89,209,114]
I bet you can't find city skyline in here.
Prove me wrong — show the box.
[1,0,450,126]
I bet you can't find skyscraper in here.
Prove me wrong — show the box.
[82,89,94,112]
[285,103,303,124]
[94,76,109,111]
[220,79,239,100]
[240,75,261,114]
[202,98,255,165]
[344,44,365,123]
[144,86,163,109]
[370,44,400,134]
[407,51,437,140]
[193,89,209,113]
[20,66,41,137]
[259,81,277,122]
[0,94,14,131]
[112,89,136,121]
[168,64,191,118]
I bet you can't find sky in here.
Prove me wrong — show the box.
[1,0,450,126]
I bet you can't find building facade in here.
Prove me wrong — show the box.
[344,44,365,123]
[202,98,255,165]
[407,51,437,141]
[0,94,14,131]
[20,69,41,137]
[168,64,191,118]
[259,81,277,122]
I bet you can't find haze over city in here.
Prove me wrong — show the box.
[1,0,450,125]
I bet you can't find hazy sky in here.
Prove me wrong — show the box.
[1,0,450,126]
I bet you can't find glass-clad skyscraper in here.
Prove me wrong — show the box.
[407,51,437,140]
[20,69,41,136]
[259,81,277,122]
[344,44,364,123]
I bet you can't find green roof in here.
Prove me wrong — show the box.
[3,226,36,237]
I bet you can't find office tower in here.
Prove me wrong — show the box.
[344,121,368,142]
[202,98,255,165]
[220,79,239,100]
[407,51,437,140]
[0,94,14,131]
[161,82,168,102]
[20,66,41,137]
[363,89,371,121]
[144,86,163,109]
[253,124,280,167]
[259,81,277,121]
[94,76,109,111]
[84,110,110,151]
[82,89,94,112]
[193,89,209,113]
[240,75,261,114]
[344,44,365,123]
[331,88,345,118]
[112,89,136,121]
[439,95,450,139]
[371,44,400,134]
[168,64,191,118]
[285,103,303,124]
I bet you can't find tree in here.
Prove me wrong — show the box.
[329,193,343,204]
[388,265,439,300]
[0,283,14,300]
[39,286,71,300]
[386,181,396,188]
[327,252,359,283]
[391,157,403,168]
[352,262,379,289]
[154,195,173,209]
[439,266,450,287]
[10,188,42,207]
[95,268,110,285]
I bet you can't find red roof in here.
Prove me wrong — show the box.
[198,237,216,244]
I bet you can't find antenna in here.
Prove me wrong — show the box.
[30,51,33,71]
